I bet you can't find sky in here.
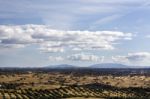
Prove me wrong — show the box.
[0,0,150,67]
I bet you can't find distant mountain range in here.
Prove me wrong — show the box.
[46,64,76,68]
[46,63,131,68]
[0,63,149,68]
[90,63,129,68]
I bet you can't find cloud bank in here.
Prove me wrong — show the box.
[112,52,150,65]
[0,25,133,52]
[48,53,104,62]
[67,53,104,62]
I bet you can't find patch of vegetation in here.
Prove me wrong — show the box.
[0,83,150,99]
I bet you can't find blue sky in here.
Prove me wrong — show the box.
[0,0,150,67]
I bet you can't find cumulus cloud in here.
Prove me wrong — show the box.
[127,52,150,61]
[0,25,133,52]
[67,53,104,62]
[0,25,42,49]
[0,44,25,49]
[112,52,150,64]
[48,53,104,62]
[39,47,64,53]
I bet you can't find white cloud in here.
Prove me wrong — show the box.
[48,56,64,61]
[67,53,104,62]
[39,47,64,53]
[48,53,104,62]
[0,44,25,49]
[127,52,150,61]
[0,25,42,48]
[112,52,150,65]
[0,25,133,52]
